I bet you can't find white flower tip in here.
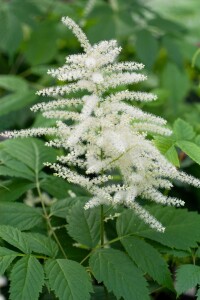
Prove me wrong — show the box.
[85,57,96,68]
[92,72,104,84]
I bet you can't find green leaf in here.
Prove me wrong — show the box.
[162,36,183,68]
[0,247,19,275]
[0,165,34,181]
[176,141,200,165]
[196,247,200,258]
[0,179,35,202]
[148,16,185,34]
[9,0,40,25]
[92,286,116,300]
[0,202,42,230]
[0,225,30,253]
[121,236,173,289]
[50,198,75,218]
[50,197,89,218]
[24,21,58,65]
[160,248,190,258]
[197,288,200,300]
[0,75,28,92]
[165,145,180,167]
[0,10,23,56]
[0,150,35,180]
[136,30,158,69]
[161,63,190,114]
[154,136,174,154]
[154,136,179,167]
[10,256,44,300]
[67,201,100,248]
[87,5,116,43]
[41,175,87,198]
[173,119,195,141]
[89,248,150,300]
[0,75,36,116]
[195,135,200,146]
[0,91,36,116]
[2,138,57,174]
[45,259,93,300]
[116,206,200,250]
[23,233,58,258]
[175,264,200,296]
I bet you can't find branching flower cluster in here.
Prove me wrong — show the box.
[5,17,200,232]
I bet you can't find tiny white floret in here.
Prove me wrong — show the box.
[92,72,104,84]
[85,57,96,68]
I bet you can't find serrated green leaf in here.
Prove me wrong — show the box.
[10,256,44,300]
[175,264,200,296]
[89,248,150,300]
[23,233,58,258]
[50,198,75,218]
[0,149,35,180]
[154,137,179,167]
[0,165,34,180]
[121,236,173,289]
[154,136,174,154]
[50,197,89,218]
[0,179,35,202]
[116,206,200,250]
[173,119,195,141]
[0,225,30,253]
[2,138,56,174]
[45,259,93,300]
[41,176,72,199]
[41,175,88,198]
[165,145,180,167]
[176,141,200,165]
[0,247,19,275]
[92,286,116,300]
[67,201,100,248]
[160,248,190,258]
[0,202,42,230]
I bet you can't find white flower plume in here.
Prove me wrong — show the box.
[4,16,200,232]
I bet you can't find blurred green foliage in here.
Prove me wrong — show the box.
[0,1,200,299]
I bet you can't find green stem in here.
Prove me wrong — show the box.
[80,232,134,265]
[36,179,67,259]
[17,253,49,260]
[100,205,104,247]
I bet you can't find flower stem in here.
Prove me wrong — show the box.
[36,179,67,259]
[100,205,104,247]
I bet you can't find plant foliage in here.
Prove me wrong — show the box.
[0,0,200,299]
